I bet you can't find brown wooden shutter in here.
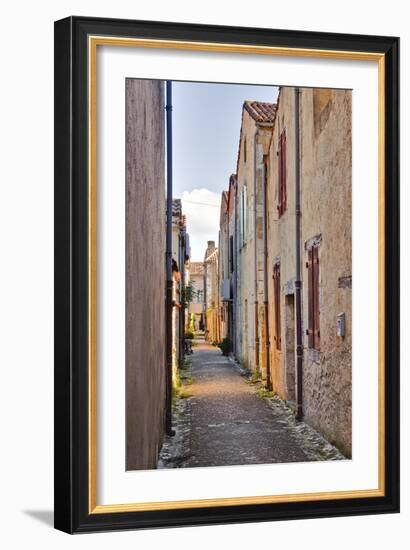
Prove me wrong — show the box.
[282,131,287,213]
[307,247,314,348]
[313,245,320,349]
[277,264,281,350]
[273,266,277,346]
[277,136,282,216]
[273,263,281,350]
[279,135,281,216]
[277,130,287,218]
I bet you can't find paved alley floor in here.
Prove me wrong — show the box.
[159,339,345,469]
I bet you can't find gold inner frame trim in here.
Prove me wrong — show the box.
[88,35,386,514]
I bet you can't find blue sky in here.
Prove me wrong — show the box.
[172,81,278,261]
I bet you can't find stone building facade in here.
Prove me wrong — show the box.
[171,199,190,374]
[220,89,352,457]
[235,101,276,374]
[187,261,205,331]
[218,191,230,341]
[265,87,352,456]
[227,174,238,355]
[203,240,219,343]
[125,79,166,470]
[299,88,352,456]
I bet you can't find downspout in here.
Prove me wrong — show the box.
[262,155,272,389]
[165,81,175,436]
[253,128,260,372]
[294,87,303,421]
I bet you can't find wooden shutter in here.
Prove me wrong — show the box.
[307,247,314,348]
[277,135,282,216]
[307,244,320,350]
[313,245,320,349]
[282,131,287,213]
[277,265,281,350]
[273,263,281,350]
[229,236,233,273]
[277,130,287,218]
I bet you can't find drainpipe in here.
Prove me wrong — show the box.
[165,81,175,436]
[253,128,260,373]
[262,156,272,389]
[294,87,303,421]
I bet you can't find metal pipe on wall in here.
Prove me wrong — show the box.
[253,129,260,372]
[262,156,272,389]
[165,81,175,436]
[294,87,304,421]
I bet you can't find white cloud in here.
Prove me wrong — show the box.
[181,188,221,262]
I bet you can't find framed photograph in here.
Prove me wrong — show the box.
[54,16,399,533]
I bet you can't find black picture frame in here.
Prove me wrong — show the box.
[54,15,400,534]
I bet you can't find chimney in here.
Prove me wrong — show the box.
[204,240,216,262]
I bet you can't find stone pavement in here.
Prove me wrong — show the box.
[158,339,345,469]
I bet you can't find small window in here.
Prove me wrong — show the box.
[229,236,234,273]
[277,130,287,217]
[273,262,281,350]
[306,244,320,350]
[244,136,247,164]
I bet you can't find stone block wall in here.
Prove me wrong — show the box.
[126,79,166,470]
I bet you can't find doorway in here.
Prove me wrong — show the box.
[285,294,296,402]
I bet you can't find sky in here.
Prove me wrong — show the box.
[172,81,278,261]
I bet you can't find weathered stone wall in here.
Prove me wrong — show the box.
[267,87,298,401]
[171,213,182,376]
[266,87,352,457]
[255,126,274,383]
[204,242,219,343]
[126,79,166,470]
[188,266,204,319]
[218,194,229,340]
[236,111,259,371]
[227,176,238,355]
[300,88,352,457]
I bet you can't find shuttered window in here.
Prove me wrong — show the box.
[273,262,281,350]
[277,130,287,217]
[229,236,234,273]
[306,244,320,350]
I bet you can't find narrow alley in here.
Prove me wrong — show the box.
[159,336,345,469]
[126,83,353,471]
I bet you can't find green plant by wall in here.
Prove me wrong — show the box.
[181,283,195,308]
[217,337,233,356]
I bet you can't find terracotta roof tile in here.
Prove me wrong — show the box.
[244,100,277,123]
[189,262,204,276]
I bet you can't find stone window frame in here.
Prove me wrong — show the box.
[306,240,321,351]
